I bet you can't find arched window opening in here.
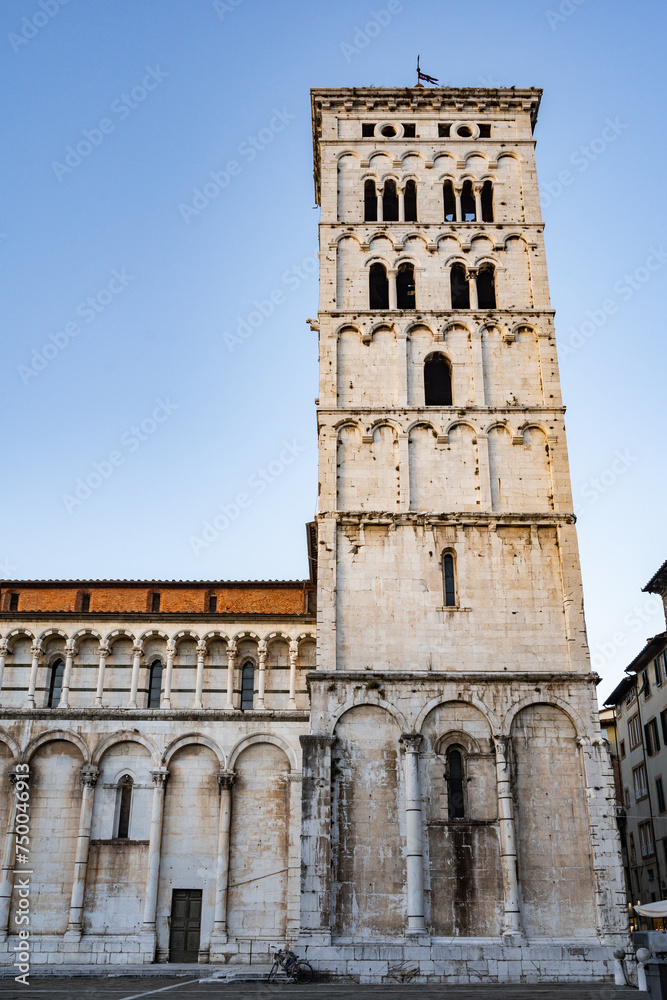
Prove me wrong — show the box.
[396,262,416,310]
[148,659,162,709]
[481,180,494,222]
[443,180,456,222]
[404,179,418,222]
[461,180,476,222]
[447,748,466,819]
[443,551,457,607]
[424,353,452,406]
[241,661,255,711]
[450,263,470,309]
[364,179,377,222]
[47,658,64,708]
[116,776,133,839]
[369,262,389,309]
[382,179,399,221]
[477,265,496,309]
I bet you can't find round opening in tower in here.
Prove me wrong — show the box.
[380,124,397,137]
[456,125,473,137]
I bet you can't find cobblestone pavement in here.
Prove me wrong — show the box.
[0,978,638,1000]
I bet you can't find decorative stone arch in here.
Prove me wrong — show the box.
[376,170,400,188]
[105,629,137,648]
[415,693,499,735]
[434,730,483,757]
[511,320,540,340]
[392,253,424,272]
[502,231,531,250]
[264,630,292,644]
[162,733,225,768]
[139,629,170,645]
[38,627,69,646]
[92,730,161,767]
[463,148,490,165]
[440,253,471,271]
[233,630,261,645]
[366,417,403,437]
[504,696,586,740]
[404,319,435,339]
[472,253,503,271]
[334,320,363,339]
[496,150,523,166]
[0,730,20,761]
[201,630,230,649]
[399,149,426,165]
[296,631,316,647]
[400,232,429,250]
[329,697,408,735]
[445,418,479,439]
[334,417,364,434]
[406,417,441,436]
[359,169,380,184]
[363,253,392,270]
[516,420,550,440]
[440,319,472,340]
[3,628,35,652]
[435,231,463,252]
[334,148,362,163]
[228,733,296,772]
[367,148,395,168]
[172,629,200,647]
[70,628,102,651]
[366,231,403,251]
[332,230,364,248]
[483,418,514,437]
[23,729,90,765]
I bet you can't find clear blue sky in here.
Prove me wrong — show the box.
[1,0,665,700]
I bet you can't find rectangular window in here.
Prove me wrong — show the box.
[438,124,451,137]
[627,686,637,706]
[657,777,666,813]
[662,709,667,747]
[8,593,19,612]
[628,713,642,749]
[640,821,656,859]
[656,657,663,687]
[151,592,161,613]
[208,595,217,613]
[80,593,90,613]
[478,123,491,138]
[402,122,416,138]
[361,123,375,137]
[650,717,660,754]
[620,739,626,758]
[634,762,649,800]
[642,668,651,699]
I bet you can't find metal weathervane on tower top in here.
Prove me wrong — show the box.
[416,55,438,87]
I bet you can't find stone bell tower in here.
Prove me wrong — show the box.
[300,87,628,983]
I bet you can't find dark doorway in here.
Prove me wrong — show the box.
[169,889,202,962]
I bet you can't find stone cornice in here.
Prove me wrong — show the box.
[317,512,575,526]
[307,670,597,685]
[0,708,311,722]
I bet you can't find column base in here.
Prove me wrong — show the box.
[210,929,229,961]
[501,930,524,945]
[140,929,157,962]
[64,927,82,943]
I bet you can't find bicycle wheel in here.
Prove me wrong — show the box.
[294,961,313,984]
[268,961,279,982]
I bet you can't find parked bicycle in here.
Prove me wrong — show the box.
[268,946,314,984]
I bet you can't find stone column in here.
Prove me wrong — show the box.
[288,640,298,710]
[58,641,76,708]
[398,433,410,511]
[65,765,99,940]
[194,640,206,709]
[455,190,462,223]
[25,641,42,708]
[474,186,483,222]
[141,767,169,956]
[470,325,486,406]
[161,640,175,709]
[94,642,109,708]
[0,767,25,941]
[0,642,7,706]
[468,268,479,310]
[401,734,427,935]
[398,188,405,222]
[493,736,522,939]
[299,734,335,943]
[256,640,267,711]
[225,641,236,711]
[128,642,142,709]
[210,770,236,958]
[388,269,397,310]
[476,433,493,510]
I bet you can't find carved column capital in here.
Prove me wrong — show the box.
[98,641,110,657]
[64,641,76,658]
[217,770,236,791]
[196,640,206,657]
[8,766,28,785]
[150,767,169,786]
[289,639,299,659]
[30,641,42,658]
[493,735,510,760]
[166,639,176,655]
[132,642,143,657]
[0,641,8,657]
[300,734,336,749]
[257,639,268,657]
[227,641,237,659]
[80,765,99,788]
[400,733,423,753]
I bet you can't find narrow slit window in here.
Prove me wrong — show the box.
[148,660,162,709]
[364,179,377,222]
[382,179,399,221]
[404,179,418,222]
[481,179,494,222]
[450,263,470,309]
[443,180,456,222]
[9,594,19,612]
[477,265,496,309]
[424,353,452,406]
[396,262,416,309]
[461,180,476,222]
[151,592,161,613]
[241,661,255,711]
[443,552,457,606]
[208,594,218,613]
[369,262,389,309]
[447,748,465,819]
[80,592,91,613]
[47,658,64,708]
[116,776,133,839]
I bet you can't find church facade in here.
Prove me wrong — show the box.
[0,86,628,983]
